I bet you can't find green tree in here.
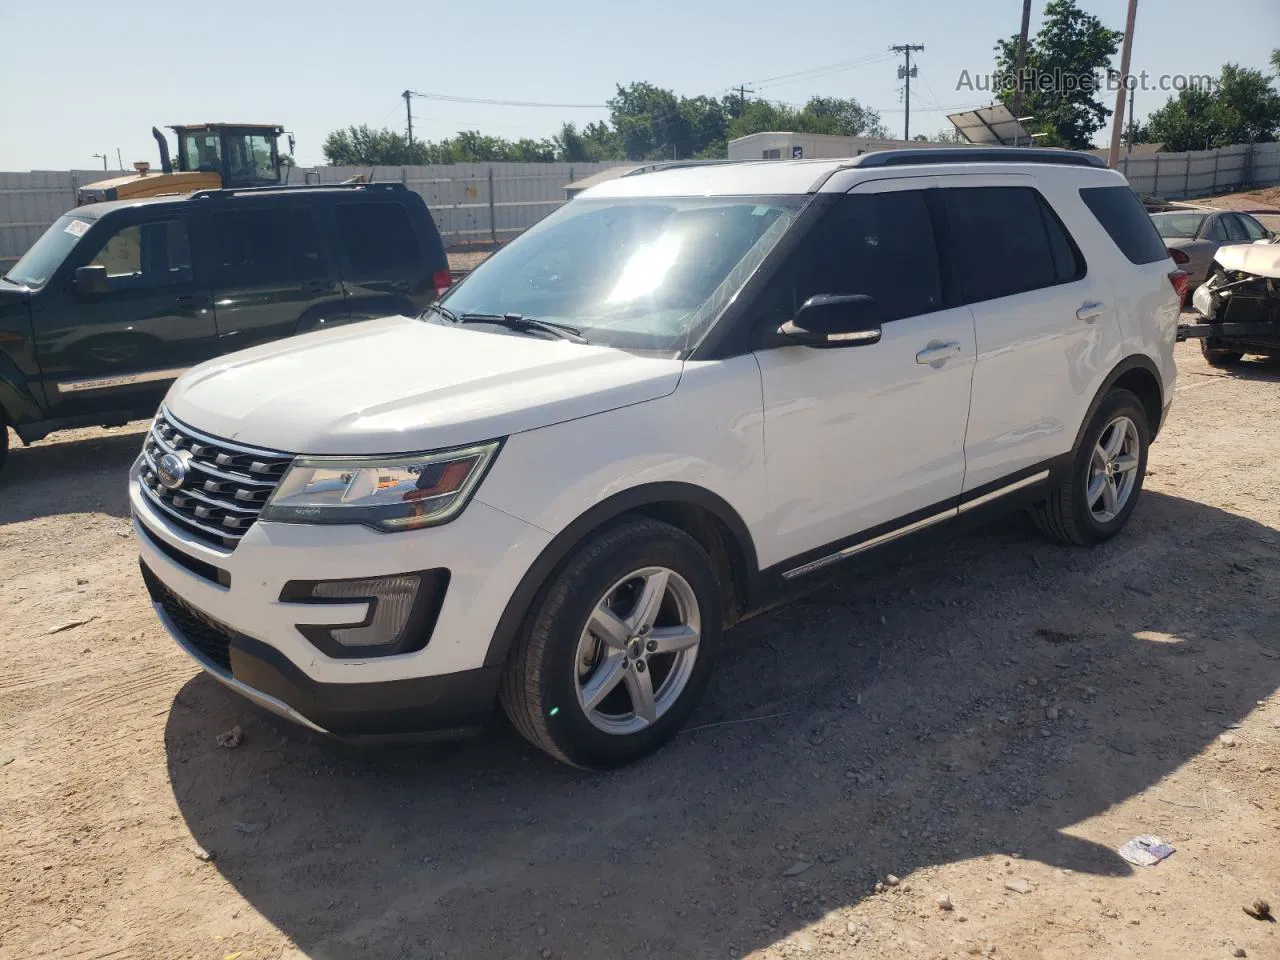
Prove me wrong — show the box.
[1272,49,1280,75]
[322,124,431,165]
[1140,64,1280,150]
[553,122,623,162]
[991,0,1122,148]
[794,97,889,138]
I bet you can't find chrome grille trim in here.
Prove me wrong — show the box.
[138,408,294,549]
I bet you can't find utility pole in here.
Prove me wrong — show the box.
[92,153,107,171]
[1107,0,1138,169]
[1127,85,1136,154]
[403,89,414,146]
[736,84,755,118]
[116,147,123,170]
[891,44,924,140]
[1010,0,1033,120]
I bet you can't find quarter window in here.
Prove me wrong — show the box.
[335,202,419,275]
[1236,215,1268,241]
[942,187,1085,304]
[1080,185,1169,264]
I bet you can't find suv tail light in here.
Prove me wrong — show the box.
[1167,247,1190,265]
[432,269,452,294]
[1169,269,1191,303]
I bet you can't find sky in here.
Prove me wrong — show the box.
[1,0,1276,171]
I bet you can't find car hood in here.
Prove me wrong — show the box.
[1214,242,1280,278]
[166,315,684,455]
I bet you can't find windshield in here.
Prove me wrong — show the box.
[1152,213,1205,239]
[6,214,94,288]
[437,195,807,354]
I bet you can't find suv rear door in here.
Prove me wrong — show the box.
[751,178,977,565]
[209,203,346,353]
[935,175,1116,492]
[34,208,218,420]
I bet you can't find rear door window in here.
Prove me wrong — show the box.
[1222,214,1250,242]
[213,207,324,285]
[1079,185,1168,264]
[941,186,1085,304]
[335,201,420,275]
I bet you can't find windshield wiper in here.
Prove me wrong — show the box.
[457,312,588,344]
[421,301,459,323]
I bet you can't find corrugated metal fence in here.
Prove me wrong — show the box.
[1119,141,1280,200]
[0,162,627,266]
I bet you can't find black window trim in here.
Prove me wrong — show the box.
[78,212,197,295]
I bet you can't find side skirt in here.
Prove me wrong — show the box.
[744,457,1070,616]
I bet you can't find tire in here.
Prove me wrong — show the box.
[499,517,723,768]
[1032,388,1149,546]
[1200,338,1244,367]
[0,410,8,477]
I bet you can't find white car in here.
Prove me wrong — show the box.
[132,148,1181,767]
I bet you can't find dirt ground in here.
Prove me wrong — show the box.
[3,341,1279,960]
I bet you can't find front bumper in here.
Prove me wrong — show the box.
[130,458,552,735]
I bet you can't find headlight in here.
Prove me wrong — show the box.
[260,441,500,531]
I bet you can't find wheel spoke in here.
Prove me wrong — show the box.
[628,569,669,632]
[1091,446,1108,474]
[624,662,658,725]
[1087,473,1107,509]
[647,623,700,655]
[1113,453,1139,474]
[579,651,627,711]
[589,604,630,650]
[1101,476,1119,516]
[1103,421,1128,458]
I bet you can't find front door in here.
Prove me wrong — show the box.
[751,179,977,570]
[34,211,217,419]
[210,204,346,353]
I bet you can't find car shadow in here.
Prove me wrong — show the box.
[0,424,145,523]
[165,491,1280,960]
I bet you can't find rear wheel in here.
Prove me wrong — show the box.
[1033,389,1149,546]
[499,517,722,768]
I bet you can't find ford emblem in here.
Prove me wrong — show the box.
[157,451,190,490]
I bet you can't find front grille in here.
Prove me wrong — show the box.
[141,561,235,674]
[139,408,294,550]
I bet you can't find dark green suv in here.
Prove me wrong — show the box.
[0,182,449,472]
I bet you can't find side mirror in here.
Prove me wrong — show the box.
[777,294,881,347]
[74,265,109,296]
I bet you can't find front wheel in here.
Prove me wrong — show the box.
[500,517,722,768]
[1033,389,1149,546]
[1200,338,1244,367]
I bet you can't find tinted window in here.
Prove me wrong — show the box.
[943,187,1084,303]
[1236,214,1268,241]
[756,190,942,329]
[1201,217,1225,242]
[1079,185,1169,264]
[1151,212,1205,239]
[214,208,323,285]
[89,219,192,291]
[1222,214,1249,242]
[335,202,419,274]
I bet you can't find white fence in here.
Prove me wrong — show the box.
[1118,141,1280,200]
[0,162,627,266]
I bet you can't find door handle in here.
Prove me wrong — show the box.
[305,279,333,293]
[1076,301,1105,323]
[915,341,962,366]
[175,294,207,316]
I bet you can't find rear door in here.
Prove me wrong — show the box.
[34,209,218,419]
[209,203,346,353]
[937,175,1117,492]
[333,199,435,322]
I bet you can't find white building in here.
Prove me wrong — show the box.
[727,131,968,161]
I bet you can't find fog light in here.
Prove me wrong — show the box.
[281,570,450,659]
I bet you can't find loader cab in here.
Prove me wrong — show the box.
[172,124,284,188]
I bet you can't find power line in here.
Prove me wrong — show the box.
[407,90,607,109]
[750,51,895,90]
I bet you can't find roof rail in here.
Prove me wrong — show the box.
[845,147,1107,169]
[621,159,748,178]
[188,182,408,201]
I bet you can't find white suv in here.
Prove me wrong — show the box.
[132,149,1181,767]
